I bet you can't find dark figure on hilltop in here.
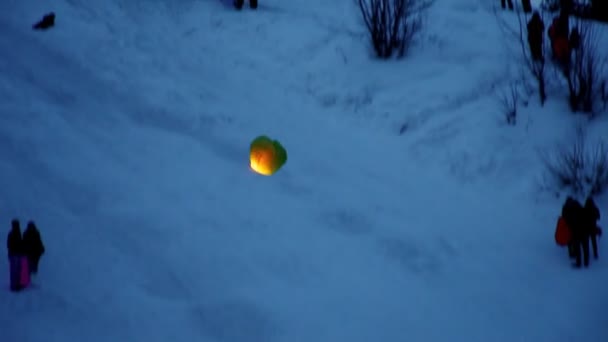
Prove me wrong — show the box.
[7,220,24,291]
[582,197,601,259]
[234,0,258,10]
[527,11,545,61]
[562,197,590,268]
[22,221,45,276]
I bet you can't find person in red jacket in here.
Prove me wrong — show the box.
[548,11,570,65]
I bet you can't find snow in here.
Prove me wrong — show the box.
[1,0,607,341]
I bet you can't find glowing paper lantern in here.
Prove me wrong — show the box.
[250,135,287,176]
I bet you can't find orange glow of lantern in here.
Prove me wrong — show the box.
[249,135,287,176]
[250,149,275,175]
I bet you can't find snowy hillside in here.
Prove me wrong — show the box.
[1,0,607,341]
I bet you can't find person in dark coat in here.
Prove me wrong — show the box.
[556,11,570,38]
[562,197,589,267]
[234,0,257,10]
[522,0,532,13]
[22,221,45,275]
[527,11,545,62]
[560,0,574,15]
[583,197,601,259]
[7,219,23,291]
[562,197,578,258]
[569,27,580,51]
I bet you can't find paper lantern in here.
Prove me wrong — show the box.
[250,135,287,176]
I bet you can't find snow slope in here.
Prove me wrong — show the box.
[1,0,607,341]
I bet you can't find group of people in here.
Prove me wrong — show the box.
[560,196,602,268]
[7,219,45,292]
[525,8,581,69]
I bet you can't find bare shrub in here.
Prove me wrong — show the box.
[497,81,520,125]
[560,18,607,116]
[357,0,433,59]
[541,127,608,197]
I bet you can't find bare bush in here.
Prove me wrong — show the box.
[561,18,608,115]
[541,127,608,197]
[357,0,433,59]
[497,81,520,125]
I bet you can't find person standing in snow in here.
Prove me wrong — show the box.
[7,219,24,291]
[568,27,580,52]
[560,0,574,15]
[527,11,545,62]
[582,197,601,260]
[22,221,45,276]
[562,197,589,268]
[234,0,258,10]
[548,11,570,67]
[521,0,532,13]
